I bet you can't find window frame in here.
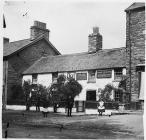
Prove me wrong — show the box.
[52,72,58,82]
[97,69,112,79]
[114,68,123,80]
[76,72,87,81]
[32,74,38,84]
[88,70,96,83]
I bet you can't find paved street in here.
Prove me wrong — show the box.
[2,110,144,139]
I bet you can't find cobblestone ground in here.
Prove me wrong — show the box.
[2,110,144,139]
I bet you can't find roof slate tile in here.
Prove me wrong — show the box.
[23,47,126,74]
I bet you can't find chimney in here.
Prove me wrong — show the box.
[30,21,50,40]
[88,27,102,53]
[3,37,9,44]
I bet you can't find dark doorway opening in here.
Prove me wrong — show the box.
[86,90,97,109]
[86,90,96,101]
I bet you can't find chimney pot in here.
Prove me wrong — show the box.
[34,21,46,29]
[93,27,99,34]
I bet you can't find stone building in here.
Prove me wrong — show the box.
[125,3,145,109]
[4,3,145,111]
[3,21,60,108]
[23,27,127,112]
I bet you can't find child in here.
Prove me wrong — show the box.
[42,101,48,117]
[98,99,105,116]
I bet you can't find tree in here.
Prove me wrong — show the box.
[22,80,31,111]
[99,84,114,102]
[11,84,24,100]
[49,75,66,112]
[49,75,82,115]
[31,84,49,111]
[63,77,82,116]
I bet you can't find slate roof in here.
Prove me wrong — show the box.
[23,47,126,75]
[3,36,60,57]
[125,2,145,12]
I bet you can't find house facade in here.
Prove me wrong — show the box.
[125,3,145,109]
[23,27,127,112]
[22,3,145,111]
[3,21,60,108]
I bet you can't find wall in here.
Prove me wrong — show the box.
[74,70,114,101]
[37,74,52,87]
[23,68,125,101]
[126,8,145,103]
[6,39,59,101]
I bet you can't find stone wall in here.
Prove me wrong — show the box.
[6,39,59,101]
[126,8,145,104]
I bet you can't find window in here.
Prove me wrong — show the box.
[32,74,37,84]
[88,70,96,83]
[67,72,75,79]
[97,69,112,78]
[76,73,87,80]
[114,90,123,102]
[86,90,96,101]
[52,72,58,82]
[114,69,123,80]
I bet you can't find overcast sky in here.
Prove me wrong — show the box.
[3,0,140,54]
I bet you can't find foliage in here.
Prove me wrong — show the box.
[49,75,66,105]
[63,77,82,100]
[37,84,48,100]
[11,84,24,100]
[99,84,114,102]
[49,75,82,111]
[22,80,31,100]
[22,80,31,110]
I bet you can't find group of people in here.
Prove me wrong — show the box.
[29,87,105,117]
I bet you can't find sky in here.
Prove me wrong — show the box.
[3,0,142,54]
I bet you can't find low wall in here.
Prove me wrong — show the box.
[6,105,118,115]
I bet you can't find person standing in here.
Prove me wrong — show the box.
[42,100,48,117]
[36,91,41,112]
[66,96,74,117]
[98,99,105,116]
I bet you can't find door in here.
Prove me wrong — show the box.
[77,101,85,112]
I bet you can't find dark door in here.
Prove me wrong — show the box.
[86,90,97,109]
[77,101,85,112]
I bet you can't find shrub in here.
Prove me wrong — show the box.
[11,84,25,100]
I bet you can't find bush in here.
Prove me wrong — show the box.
[11,84,25,100]
[7,99,25,105]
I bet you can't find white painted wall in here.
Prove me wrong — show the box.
[22,68,125,101]
[74,70,114,101]
[37,74,52,87]
[22,75,32,84]
[123,68,126,75]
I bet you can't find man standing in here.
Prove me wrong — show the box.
[66,96,74,117]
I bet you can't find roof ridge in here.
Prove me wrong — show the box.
[9,38,30,43]
[40,47,125,59]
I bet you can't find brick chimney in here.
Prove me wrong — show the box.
[88,27,102,53]
[3,37,9,44]
[30,21,50,40]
